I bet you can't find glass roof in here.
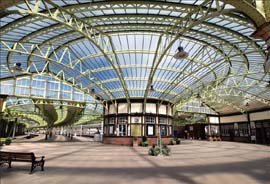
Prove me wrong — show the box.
[0,0,269,116]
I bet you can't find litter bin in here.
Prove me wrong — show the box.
[94,134,101,142]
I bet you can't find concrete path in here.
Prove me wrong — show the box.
[0,135,269,184]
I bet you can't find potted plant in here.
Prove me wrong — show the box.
[148,144,171,156]
[5,137,12,145]
[175,138,181,145]
[140,136,148,147]
[162,145,171,156]
[149,145,160,156]
[170,139,176,145]
[0,138,3,146]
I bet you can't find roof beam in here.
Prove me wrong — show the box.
[143,0,228,111]
[1,41,110,104]
[41,0,130,104]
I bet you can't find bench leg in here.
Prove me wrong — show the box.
[41,161,45,171]
[8,160,12,168]
[30,164,34,173]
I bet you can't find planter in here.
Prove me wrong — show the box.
[5,138,12,145]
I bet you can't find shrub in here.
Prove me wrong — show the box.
[175,138,181,145]
[142,136,147,142]
[140,136,148,147]
[140,141,148,147]
[170,139,176,145]
[0,138,5,145]
[148,144,171,156]
[162,145,171,156]
[5,137,12,145]
[148,145,160,156]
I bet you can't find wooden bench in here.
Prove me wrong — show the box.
[0,151,45,173]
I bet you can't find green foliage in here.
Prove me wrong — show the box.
[162,145,171,156]
[148,144,171,156]
[170,138,181,145]
[140,136,148,147]
[170,139,176,145]
[140,141,148,147]
[148,145,160,156]
[5,137,12,145]
[175,138,181,145]
[173,113,207,126]
[142,136,147,142]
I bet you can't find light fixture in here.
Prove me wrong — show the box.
[11,62,23,72]
[173,45,188,59]
[243,98,250,107]
[95,96,103,101]
[200,102,205,107]
[266,81,270,88]
[150,84,155,91]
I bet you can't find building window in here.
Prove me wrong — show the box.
[160,125,166,136]
[109,117,115,124]
[119,124,127,136]
[234,123,239,136]
[109,125,114,135]
[239,123,249,137]
[159,117,167,124]
[263,122,270,127]
[168,126,172,135]
[118,116,128,124]
[146,116,155,124]
[206,125,219,136]
[220,124,233,136]
[146,116,155,136]
[168,118,172,125]
[256,122,262,128]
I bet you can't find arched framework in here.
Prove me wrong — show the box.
[0,0,269,123]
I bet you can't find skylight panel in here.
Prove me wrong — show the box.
[103,9,115,15]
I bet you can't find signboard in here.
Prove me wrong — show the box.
[148,125,154,135]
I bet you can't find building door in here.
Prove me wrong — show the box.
[256,128,263,144]
[255,122,263,144]
[229,129,234,141]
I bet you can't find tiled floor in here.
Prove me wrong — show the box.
[0,135,270,184]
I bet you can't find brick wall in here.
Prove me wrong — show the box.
[103,136,173,146]
[221,136,250,143]
[103,136,133,146]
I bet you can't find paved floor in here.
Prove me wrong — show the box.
[0,135,270,184]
